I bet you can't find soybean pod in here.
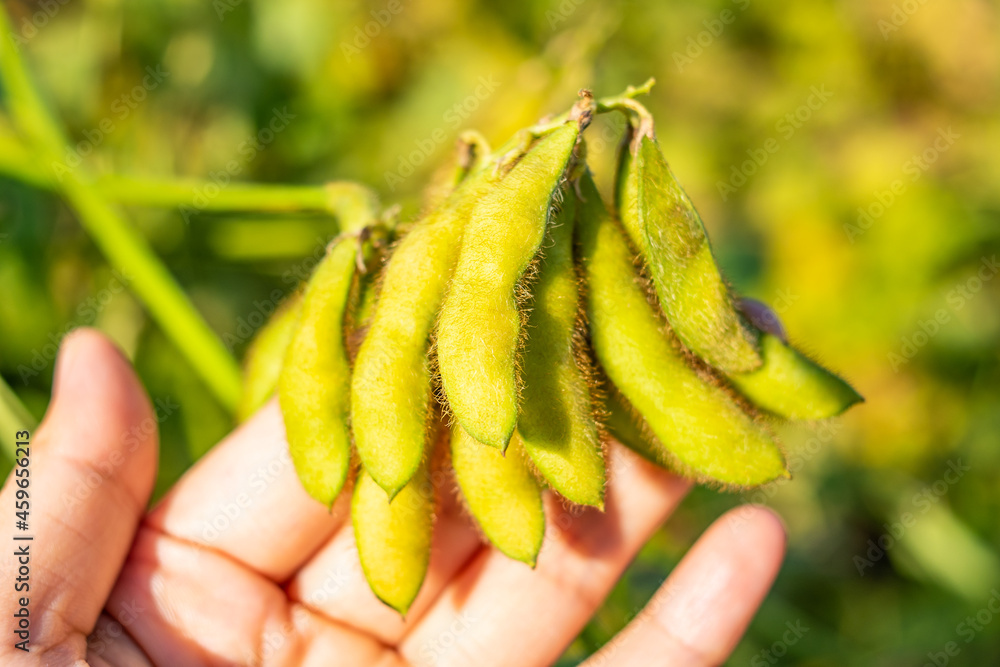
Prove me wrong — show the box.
[437,121,582,451]
[517,185,605,508]
[451,426,544,566]
[237,291,302,423]
[351,167,496,498]
[278,233,365,506]
[577,171,787,487]
[616,131,762,374]
[728,328,863,420]
[352,463,434,615]
[603,386,665,468]
[423,131,491,210]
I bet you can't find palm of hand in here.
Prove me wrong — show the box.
[0,330,784,666]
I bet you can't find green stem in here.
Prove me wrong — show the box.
[0,147,377,221]
[0,6,243,411]
[595,78,656,142]
[0,13,65,156]
[96,175,332,212]
[59,175,245,409]
[0,375,36,463]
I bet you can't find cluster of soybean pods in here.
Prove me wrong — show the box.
[237,82,862,614]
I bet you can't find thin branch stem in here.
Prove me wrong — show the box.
[0,132,377,219]
[0,6,243,411]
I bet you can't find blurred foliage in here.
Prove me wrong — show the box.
[2,0,1000,663]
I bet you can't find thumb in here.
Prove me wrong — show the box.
[0,328,159,659]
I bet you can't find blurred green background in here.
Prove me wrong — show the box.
[2,0,999,663]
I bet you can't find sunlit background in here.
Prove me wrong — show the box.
[2,0,999,663]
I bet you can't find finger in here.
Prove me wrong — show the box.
[87,613,153,666]
[107,527,404,666]
[0,329,159,656]
[287,485,483,645]
[146,398,347,581]
[399,443,692,667]
[584,506,786,666]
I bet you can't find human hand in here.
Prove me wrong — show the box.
[0,329,786,666]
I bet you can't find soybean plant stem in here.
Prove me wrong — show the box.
[0,6,243,411]
[595,78,656,142]
[96,175,333,212]
[0,143,377,222]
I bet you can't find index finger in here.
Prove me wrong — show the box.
[146,399,346,581]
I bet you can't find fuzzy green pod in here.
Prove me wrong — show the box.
[517,187,605,508]
[603,386,664,467]
[728,331,863,419]
[423,131,491,210]
[451,426,545,566]
[353,465,434,615]
[278,235,360,506]
[576,172,787,487]
[616,132,761,374]
[351,170,495,498]
[237,291,302,423]
[437,123,581,451]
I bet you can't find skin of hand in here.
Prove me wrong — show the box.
[0,329,786,666]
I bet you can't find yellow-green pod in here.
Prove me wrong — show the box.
[437,122,581,451]
[603,386,665,468]
[517,187,605,508]
[728,331,863,420]
[237,291,302,423]
[351,169,496,499]
[616,132,761,374]
[353,464,434,615]
[451,426,544,566]
[352,266,380,331]
[423,131,491,210]
[278,235,360,506]
[345,240,387,360]
[577,172,787,487]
